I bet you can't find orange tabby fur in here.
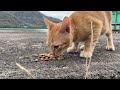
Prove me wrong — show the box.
[44,11,115,58]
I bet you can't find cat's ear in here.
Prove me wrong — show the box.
[63,16,70,26]
[44,17,54,30]
[60,16,70,33]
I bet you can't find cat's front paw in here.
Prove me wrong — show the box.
[67,47,77,53]
[80,45,84,50]
[80,51,92,58]
[106,45,115,51]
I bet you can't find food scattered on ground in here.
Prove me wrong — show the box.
[38,53,64,61]
[20,53,64,62]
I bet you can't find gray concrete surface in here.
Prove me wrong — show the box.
[0,32,120,79]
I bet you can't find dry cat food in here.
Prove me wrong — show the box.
[38,53,64,61]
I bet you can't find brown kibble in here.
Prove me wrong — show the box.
[45,57,49,60]
[49,56,52,60]
[39,54,43,56]
[41,58,44,60]
[52,56,59,60]
[43,55,46,57]
[38,53,64,61]
[59,55,64,59]
[39,54,46,58]
[39,55,42,57]
[57,57,61,60]
[52,57,56,60]
[39,53,46,56]
[61,54,64,57]
[46,53,50,55]
[57,55,64,60]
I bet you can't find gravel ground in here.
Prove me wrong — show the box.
[0,32,120,79]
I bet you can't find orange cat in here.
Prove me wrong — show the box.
[44,11,115,58]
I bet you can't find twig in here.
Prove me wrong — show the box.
[85,58,91,79]
[85,58,88,79]
[16,63,35,79]
[85,21,93,79]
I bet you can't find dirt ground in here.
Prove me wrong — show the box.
[0,32,120,79]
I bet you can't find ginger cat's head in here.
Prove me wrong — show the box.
[44,17,70,56]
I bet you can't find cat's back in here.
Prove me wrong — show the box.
[69,11,111,41]
[70,11,111,22]
[70,11,111,32]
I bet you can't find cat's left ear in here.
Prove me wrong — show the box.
[60,16,70,33]
[44,17,54,30]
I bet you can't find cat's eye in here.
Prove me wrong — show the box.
[54,45,59,49]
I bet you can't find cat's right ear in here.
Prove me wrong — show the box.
[62,16,70,26]
[60,16,70,33]
[44,17,54,30]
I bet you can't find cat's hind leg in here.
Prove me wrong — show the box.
[67,42,79,53]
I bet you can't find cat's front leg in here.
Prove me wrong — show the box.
[80,36,93,58]
[80,44,93,58]
[80,50,92,58]
[80,20,102,58]
[80,45,84,50]
[67,42,79,53]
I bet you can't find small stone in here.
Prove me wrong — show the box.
[34,59,38,61]
[32,54,38,57]
[45,57,49,60]
[2,50,5,52]
[19,57,23,59]
[31,59,38,62]
[23,56,30,59]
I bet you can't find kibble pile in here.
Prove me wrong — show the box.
[38,53,64,61]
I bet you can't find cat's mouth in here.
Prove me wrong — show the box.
[48,42,69,57]
[52,51,62,57]
[53,44,69,56]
